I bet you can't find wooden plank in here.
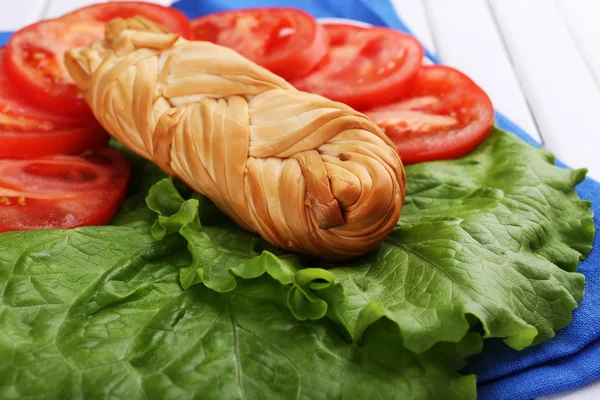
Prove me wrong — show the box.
[556,0,600,88]
[44,0,101,18]
[542,380,600,400]
[0,0,48,30]
[489,0,600,178]
[424,0,541,141]
[44,0,173,19]
[389,0,437,52]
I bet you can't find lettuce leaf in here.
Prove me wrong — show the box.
[0,126,592,398]
[147,127,594,353]
[0,226,478,399]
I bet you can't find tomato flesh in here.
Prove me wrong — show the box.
[0,148,130,232]
[292,23,423,110]
[191,8,328,80]
[0,47,108,158]
[365,65,495,164]
[5,2,191,116]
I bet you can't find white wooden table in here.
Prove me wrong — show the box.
[1,0,599,399]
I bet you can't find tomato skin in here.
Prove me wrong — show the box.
[191,8,328,80]
[292,23,424,110]
[0,148,130,232]
[365,65,495,164]
[0,127,109,159]
[0,47,108,157]
[5,2,191,116]
[69,1,192,38]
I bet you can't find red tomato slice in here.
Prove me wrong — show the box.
[191,8,328,80]
[292,23,423,110]
[0,48,108,158]
[365,65,495,164]
[5,2,191,116]
[0,148,130,232]
[69,1,192,38]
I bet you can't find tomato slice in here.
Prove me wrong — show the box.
[291,23,423,110]
[0,148,130,232]
[191,8,327,80]
[364,65,495,164]
[69,1,192,38]
[5,2,191,116]
[0,47,108,158]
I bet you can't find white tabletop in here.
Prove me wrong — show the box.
[1,1,599,399]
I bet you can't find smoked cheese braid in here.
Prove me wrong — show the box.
[64,17,406,261]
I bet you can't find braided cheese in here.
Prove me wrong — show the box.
[64,17,406,260]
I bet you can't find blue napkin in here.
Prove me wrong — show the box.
[2,1,599,397]
[0,32,11,45]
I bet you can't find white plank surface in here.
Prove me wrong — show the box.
[389,0,437,52]
[556,0,600,89]
[0,0,48,29]
[45,0,103,18]
[544,382,600,400]
[489,0,600,178]
[1,0,600,398]
[45,0,173,18]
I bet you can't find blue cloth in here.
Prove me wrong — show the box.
[0,32,11,44]
[1,1,599,397]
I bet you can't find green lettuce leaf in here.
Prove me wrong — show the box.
[0,126,592,399]
[0,226,478,399]
[148,127,594,353]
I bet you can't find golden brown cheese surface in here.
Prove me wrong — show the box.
[65,17,406,260]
